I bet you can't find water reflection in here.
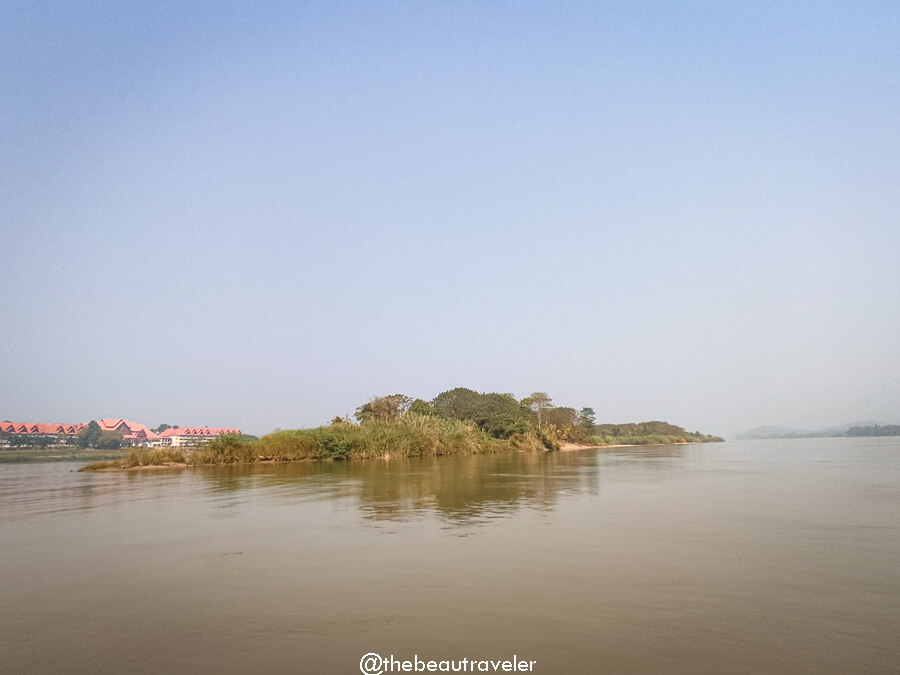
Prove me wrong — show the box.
[0,463,188,521]
[0,446,692,527]
[193,451,604,527]
[351,452,599,525]
[594,443,692,467]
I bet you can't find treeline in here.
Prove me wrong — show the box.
[351,388,597,447]
[0,432,62,449]
[842,425,900,437]
[739,423,900,440]
[593,421,724,446]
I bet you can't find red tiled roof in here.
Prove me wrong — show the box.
[1,422,86,435]
[97,419,127,432]
[96,419,163,438]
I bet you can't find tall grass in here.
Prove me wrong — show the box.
[254,414,512,461]
[190,435,257,464]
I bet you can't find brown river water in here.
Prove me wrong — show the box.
[1,438,898,674]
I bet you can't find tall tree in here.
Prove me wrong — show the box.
[432,388,532,438]
[75,421,102,449]
[545,407,577,430]
[354,394,413,422]
[578,407,596,433]
[523,392,552,428]
[74,421,123,449]
[408,399,438,416]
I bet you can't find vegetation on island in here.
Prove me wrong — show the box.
[78,387,723,471]
[593,421,724,446]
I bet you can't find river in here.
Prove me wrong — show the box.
[1,438,898,673]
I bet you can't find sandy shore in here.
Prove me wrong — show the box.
[559,441,694,452]
[559,442,611,452]
[557,442,671,452]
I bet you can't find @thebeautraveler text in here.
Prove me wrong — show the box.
[359,653,537,674]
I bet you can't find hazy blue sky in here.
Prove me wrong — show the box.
[2,1,899,436]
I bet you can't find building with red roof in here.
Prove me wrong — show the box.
[0,419,241,447]
[155,426,243,447]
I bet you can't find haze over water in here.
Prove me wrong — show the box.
[2,438,898,674]
[3,2,899,435]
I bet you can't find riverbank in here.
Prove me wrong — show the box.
[559,442,606,452]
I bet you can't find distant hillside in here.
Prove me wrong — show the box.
[818,421,882,435]
[738,422,899,440]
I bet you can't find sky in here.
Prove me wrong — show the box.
[2,1,899,437]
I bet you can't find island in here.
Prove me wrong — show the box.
[79,387,724,471]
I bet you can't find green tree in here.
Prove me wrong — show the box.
[75,421,123,449]
[75,421,103,449]
[522,392,552,428]
[408,399,438,416]
[544,407,576,430]
[354,394,413,423]
[431,388,533,439]
[96,430,124,449]
[578,407,596,434]
[431,387,484,420]
[33,434,57,449]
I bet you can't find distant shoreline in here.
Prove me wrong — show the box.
[738,423,900,441]
[559,441,693,452]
